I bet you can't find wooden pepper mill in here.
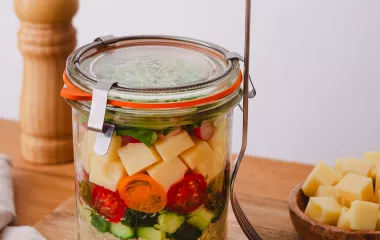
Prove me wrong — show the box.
[14,0,79,164]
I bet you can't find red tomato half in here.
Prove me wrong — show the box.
[92,186,127,223]
[167,173,207,214]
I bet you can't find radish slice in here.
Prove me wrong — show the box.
[121,136,141,146]
[193,121,215,141]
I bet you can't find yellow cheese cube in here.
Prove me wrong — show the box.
[375,168,380,200]
[335,173,374,205]
[337,197,351,208]
[335,158,346,171]
[154,131,194,162]
[207,123,228,157]
[364,151,380,164]
[79,130,98,173]
[376,212,380,230]
[147,157,188,191]
[79,142,90,173]
[89,158,127,192]
[179,138,213,170]
[364,152,380,180]
[349,200,379,231]
[315,186,337,199]
[213,114,227,128]
[194,146,225,183]
[336,158,372,177]
[88,134,124,191]
[337,207,350,229]
[371,165,378,181]
[118,143,162,175]
[302,162,342,197]
[304,197,341,225]
[377,189,380,204]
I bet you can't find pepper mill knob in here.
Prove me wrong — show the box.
[14,0,79,164]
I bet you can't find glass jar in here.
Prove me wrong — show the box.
[62,36,246,240]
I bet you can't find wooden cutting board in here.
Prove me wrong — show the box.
[34,158,313,240]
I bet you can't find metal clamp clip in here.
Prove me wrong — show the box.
[94,35,118,45]
[226,52,256,111]
[88,80,118,156]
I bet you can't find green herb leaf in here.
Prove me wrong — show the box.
[91,214,110,233]
[116,129,158,147]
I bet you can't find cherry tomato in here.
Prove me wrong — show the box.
[92,186,127,223]
[167,173,207,214]
[118,174,167,213]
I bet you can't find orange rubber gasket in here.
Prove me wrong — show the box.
[61,71,242,109]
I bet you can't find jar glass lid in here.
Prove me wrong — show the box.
[80,45,226,89]
[63,35,241,108]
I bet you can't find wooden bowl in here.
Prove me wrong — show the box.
[288,183,380,240]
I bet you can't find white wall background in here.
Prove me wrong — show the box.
[0,0,379,165]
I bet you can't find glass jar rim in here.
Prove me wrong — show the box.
[62,35,242,110]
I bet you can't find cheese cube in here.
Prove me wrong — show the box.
[364,151,380,164]
[364,152,380,179]
[147,157,188,191]
[304,197,341,225]
[179,138,213,170]
[88,134,124,191]
[118,143,162,175]
[302,162,342,197]
[213,115,227,128]
[349,200,379,231]
[336,158,372,177]
[377,189,380,204]
[89,157,127,192]
[337,197,351,208]
[337,207,350,229]
[375,168,380,200]
[154,131,194,162]
[207,123,228,157]
[376,212,380,230]
[371,165,378,181]
[79,130,98,173]
[335,173,374,205]
[194,146,225,183]
[315,186,337,200]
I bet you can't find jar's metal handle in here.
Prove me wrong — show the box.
[229,1,263,240]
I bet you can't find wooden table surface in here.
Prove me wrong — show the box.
[0,119,314,233]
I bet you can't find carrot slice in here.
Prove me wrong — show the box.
[117,174,167,213]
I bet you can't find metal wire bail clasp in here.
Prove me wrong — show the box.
[88,79,118,156]
[225,52,256,111]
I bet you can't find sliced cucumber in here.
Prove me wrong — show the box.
[78,204,92,222]
[157,212,186,233]
[91,214,110,233]
[187,207,215,231]
[137,227,165,240]
[110,222,134,239]
[174,222,202,240]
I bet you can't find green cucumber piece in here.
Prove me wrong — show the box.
[174,223,202,240]
[186,207,215,231]
[136,227,165,240]
[78,204,92,222]
[109,222,134,239]
[91,214,110,233]
[157,212,186,233]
